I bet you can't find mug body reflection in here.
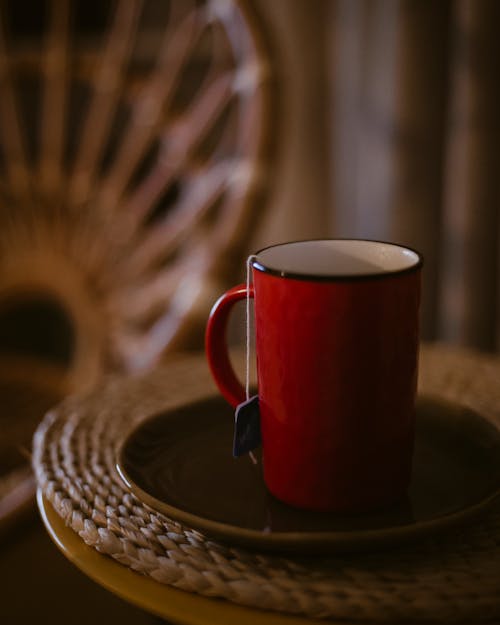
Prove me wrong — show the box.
[206,239,423,512]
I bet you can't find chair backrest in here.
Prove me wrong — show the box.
[0,0,275,390]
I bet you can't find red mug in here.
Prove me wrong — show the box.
[205,239,423,512]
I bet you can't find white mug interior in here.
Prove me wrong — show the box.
[253,239,421,278]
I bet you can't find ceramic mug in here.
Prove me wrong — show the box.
[205,239,423,512]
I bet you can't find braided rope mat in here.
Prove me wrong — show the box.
[33,345,500,623]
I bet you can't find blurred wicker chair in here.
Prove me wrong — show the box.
[0,0,275,532]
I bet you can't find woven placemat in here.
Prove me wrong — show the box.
[33,345,500,623]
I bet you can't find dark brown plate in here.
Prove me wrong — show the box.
[116,395,500,553]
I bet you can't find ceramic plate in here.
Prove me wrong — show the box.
[116,395,500,553]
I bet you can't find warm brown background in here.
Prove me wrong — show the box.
[255,0,500,353]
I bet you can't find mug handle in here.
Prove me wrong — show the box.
[205,283,254,408]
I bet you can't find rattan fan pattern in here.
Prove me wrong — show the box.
[0,0,273,390]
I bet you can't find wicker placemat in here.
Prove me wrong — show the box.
[33,345,500,623]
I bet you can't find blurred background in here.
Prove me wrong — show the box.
[0,0,499,622]
[257,0,500,354]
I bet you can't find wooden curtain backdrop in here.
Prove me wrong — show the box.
[330,0,500,352]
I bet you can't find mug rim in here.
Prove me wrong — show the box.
[252,238,424,282]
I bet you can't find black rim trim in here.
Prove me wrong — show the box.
[252,238,424,282]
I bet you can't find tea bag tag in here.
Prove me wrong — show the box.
[233,395,261,457]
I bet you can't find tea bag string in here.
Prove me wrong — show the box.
[246,254,258,466]
[245,255,257,400]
